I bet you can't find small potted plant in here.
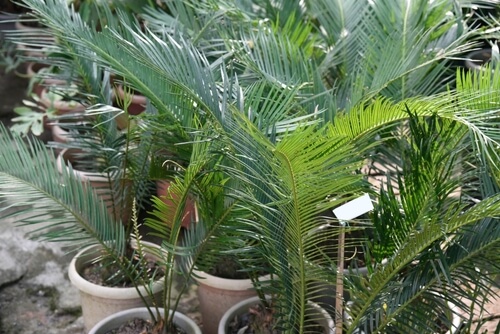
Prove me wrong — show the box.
[0,112,203,333]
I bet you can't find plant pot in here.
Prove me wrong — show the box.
[115,84,147,115]
[464,48,492,72]
[40,87,86,115]
[26,62,66,97]
[56,148,132,222]
[193,269,268,334]
[343,296,462,334]
[156,180,198,229]
[69,242,165,332]
[443,301,462,334]
[14,15,55,58]
[50,119,89,155]
[88,307,202,334]
[50,120,71,148]
[218,295,335,334]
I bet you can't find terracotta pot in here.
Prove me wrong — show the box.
[26,62,66,97]
[218,296,335,334]
[50,119,89,155]
[115,84,147,115]
[69,242,165,332]
[40,87,86,115]
[156,180,198,229]
[88,307,201,334]
[39,87,86,130]
[14,16,55,58]
[50,120,71,147]
[193,270,269,334]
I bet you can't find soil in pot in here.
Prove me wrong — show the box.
[81,244,165,288]
[91,307,200,334]
[227,301,327,334]
[104,318,156,334]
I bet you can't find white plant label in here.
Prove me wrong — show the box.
[332,193,373,221]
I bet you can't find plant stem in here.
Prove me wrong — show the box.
[336,222,345,334]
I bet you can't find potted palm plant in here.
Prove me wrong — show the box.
[0,102,203,334]
[215,82,500,333]
[0,3,203,334]
[177,163,272,334]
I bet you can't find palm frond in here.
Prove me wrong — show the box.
[0,123,125,253]
[217,111,366,331]
[340,79,500,333]
[310,0,488,113]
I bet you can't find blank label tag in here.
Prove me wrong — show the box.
[332,193,373,221]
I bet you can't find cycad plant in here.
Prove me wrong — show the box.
[343,96,500,333]
[2,0,500,333]
[214,70,500,333]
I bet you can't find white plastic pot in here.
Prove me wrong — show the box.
[68,242,165,332]
[218,295,335,334]
[89,307,201,334]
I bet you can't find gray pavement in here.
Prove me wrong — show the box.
[0,215,85,334]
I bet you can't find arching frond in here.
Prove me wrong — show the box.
[0,123,125,252]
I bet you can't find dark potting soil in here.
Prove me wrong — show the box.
[82,258,163,287]
[104,318,155,334]
[81,245,164,288]
[82,260,130,287]
[207,255,270,280]
[104,318,188,334]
